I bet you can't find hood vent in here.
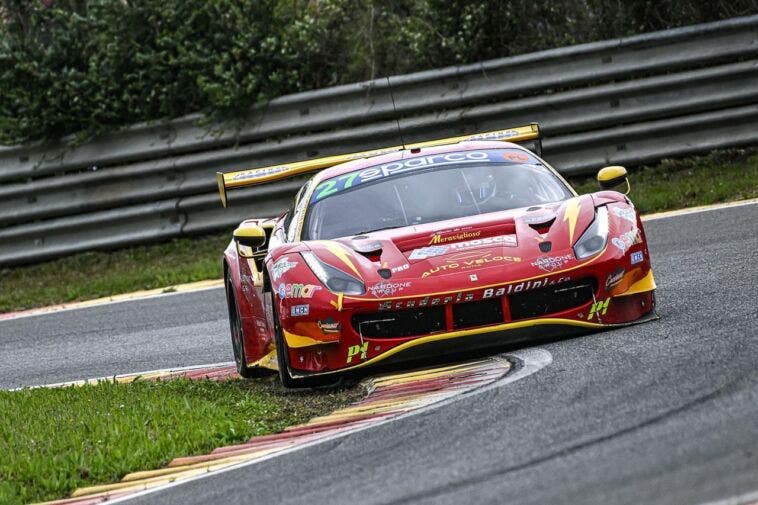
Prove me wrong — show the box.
[527,217,555,235]
[348,239,383,262]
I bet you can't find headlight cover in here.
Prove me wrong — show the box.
[573,206,609,259]
[301,251,366,295]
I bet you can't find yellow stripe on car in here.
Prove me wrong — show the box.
[617,268,656,296]
[318,240,363,278]
[283,329,330,348]
[562,197,582,245]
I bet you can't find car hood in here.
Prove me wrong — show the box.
[303,195,599,291]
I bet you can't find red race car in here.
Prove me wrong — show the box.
[217,124,656,387]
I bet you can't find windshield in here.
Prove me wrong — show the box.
[302,148,573,240]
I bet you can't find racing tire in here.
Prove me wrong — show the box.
[225,272,267,379]
[271,293,339,389]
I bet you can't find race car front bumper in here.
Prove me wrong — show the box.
[275,267,657,377]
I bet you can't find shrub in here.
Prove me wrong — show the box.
[0,0,756,144]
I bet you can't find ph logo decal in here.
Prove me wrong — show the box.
[346,342,369,363]
[588,298,610,320]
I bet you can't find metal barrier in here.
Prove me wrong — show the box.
[1,15,757,266]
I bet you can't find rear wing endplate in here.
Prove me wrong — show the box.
[216,123,541,207]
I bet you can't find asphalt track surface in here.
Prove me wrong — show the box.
[2,203,757,504]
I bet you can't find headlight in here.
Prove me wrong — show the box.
[573,206,609,259]
[301,251,366,295]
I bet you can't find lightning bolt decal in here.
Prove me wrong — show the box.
[320,241,363,279]
[562,197,582,245]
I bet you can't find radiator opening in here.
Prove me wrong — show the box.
[452,298,503,329]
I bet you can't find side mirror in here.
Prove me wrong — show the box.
[233,225,267,253]
[597,166,630,194]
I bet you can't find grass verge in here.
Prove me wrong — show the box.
[0,376,360,504]
[568,148,758,213]
[0,234,229,313]
[2,148,757,314]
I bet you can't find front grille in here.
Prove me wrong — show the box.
[452,298,503,329]
[509,278,597,320]
[352,306,446,338]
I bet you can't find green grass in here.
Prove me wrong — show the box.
[0,376,360,504]
[0,233,230,313]
[1,149,757,314]
[569,148,758,213]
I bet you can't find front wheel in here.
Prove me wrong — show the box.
[271,293,340,389]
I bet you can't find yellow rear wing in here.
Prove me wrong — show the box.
[216,123,541,207]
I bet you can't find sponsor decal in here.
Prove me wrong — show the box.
[466,130,520,141]
[317,318,341,334]
[612,206,637,224]
[310,150,504,203]
[346,342,369,363]
[502,151,530,163]
[420,253,521,278]
[379,292,476,311]
[391,263,410,273]
[271,257,297,281]
[378,276,570,311]
[588,298,610,320]
[277,283,321,299]
[611,238,626,252]
[483,276,570,298]
[345,147,397,161]
[290,304,310,317]
[369,280,412,297]
[531,253,573,273]
[630,251,644,265]
[611,229,642,254]
[605,267,625,290]
[408,245,448,260]
[429,230,481,245]
[444,250,487,262]
[449,234,517,250]
[232,165,290,182]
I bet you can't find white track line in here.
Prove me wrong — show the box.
[641,197,758,222]
[0,280,223,322]
[11,361,235,391]
[107,348,552,504]
[695,489,758,505]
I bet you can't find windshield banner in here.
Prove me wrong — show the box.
[310,148,539,204]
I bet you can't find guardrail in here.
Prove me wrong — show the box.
[1,15,757,266]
